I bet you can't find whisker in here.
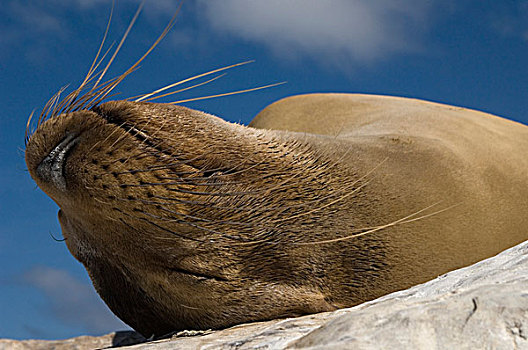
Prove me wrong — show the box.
[88,121,128,153]
[141,73,227,103]
[80,2,114,90]
[29,0,184,138]
[135,209,237,241]
[65,3,115,113]
[128,197,252,229]
[25,110,35,146]
[93,2,144,91]
[270,176,375,224]
[148,194,261,212]
[269,158,387,223]
[112,155,261,183]
[106,148,157,166]
[115,207,204,243]
[294,202,457,245]
[160,177,251,187]
[38,86,67,127]
[108,123,137,150]
[170,82,287,104]
[49,230,66,242]
[134,61,254,102]
[64,42,117,114]
[90,2,183,106]
[118,182,261,197]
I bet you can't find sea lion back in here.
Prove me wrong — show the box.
[251,93,528,280]
[251,93,528,191]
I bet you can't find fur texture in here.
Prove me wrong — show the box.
[25,95,528,337]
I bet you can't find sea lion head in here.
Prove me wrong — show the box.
[25,100,366,337]
[23,3,392,336]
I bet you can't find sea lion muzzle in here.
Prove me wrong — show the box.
[36,134,79,191]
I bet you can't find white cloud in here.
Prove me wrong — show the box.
[198,0,435,63]
[23,266,128,334]
[2,1,437,67]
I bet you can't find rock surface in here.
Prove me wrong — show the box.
[0,331,145,350]
[2,240,527,349]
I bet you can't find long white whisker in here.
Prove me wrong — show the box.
[93,1,144,91]
[141,73,227,102]
[170,82,287,104]
[135,61,254,102]
[294,202,459,245]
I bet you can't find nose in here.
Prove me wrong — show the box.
[36,133,79,191]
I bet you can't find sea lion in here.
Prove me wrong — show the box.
[25,92,528,338]
[24,7,528,339]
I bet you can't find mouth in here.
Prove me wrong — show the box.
[169,266,229,282]
[36,134,80,191]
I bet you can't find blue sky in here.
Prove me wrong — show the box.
[1,0,527,340]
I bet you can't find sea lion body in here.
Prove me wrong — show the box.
[252,93,528,270]
[25,93,528,337]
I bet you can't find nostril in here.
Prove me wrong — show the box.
[36,134,79,190]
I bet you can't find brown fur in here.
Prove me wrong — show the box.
[25,94,528,337]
